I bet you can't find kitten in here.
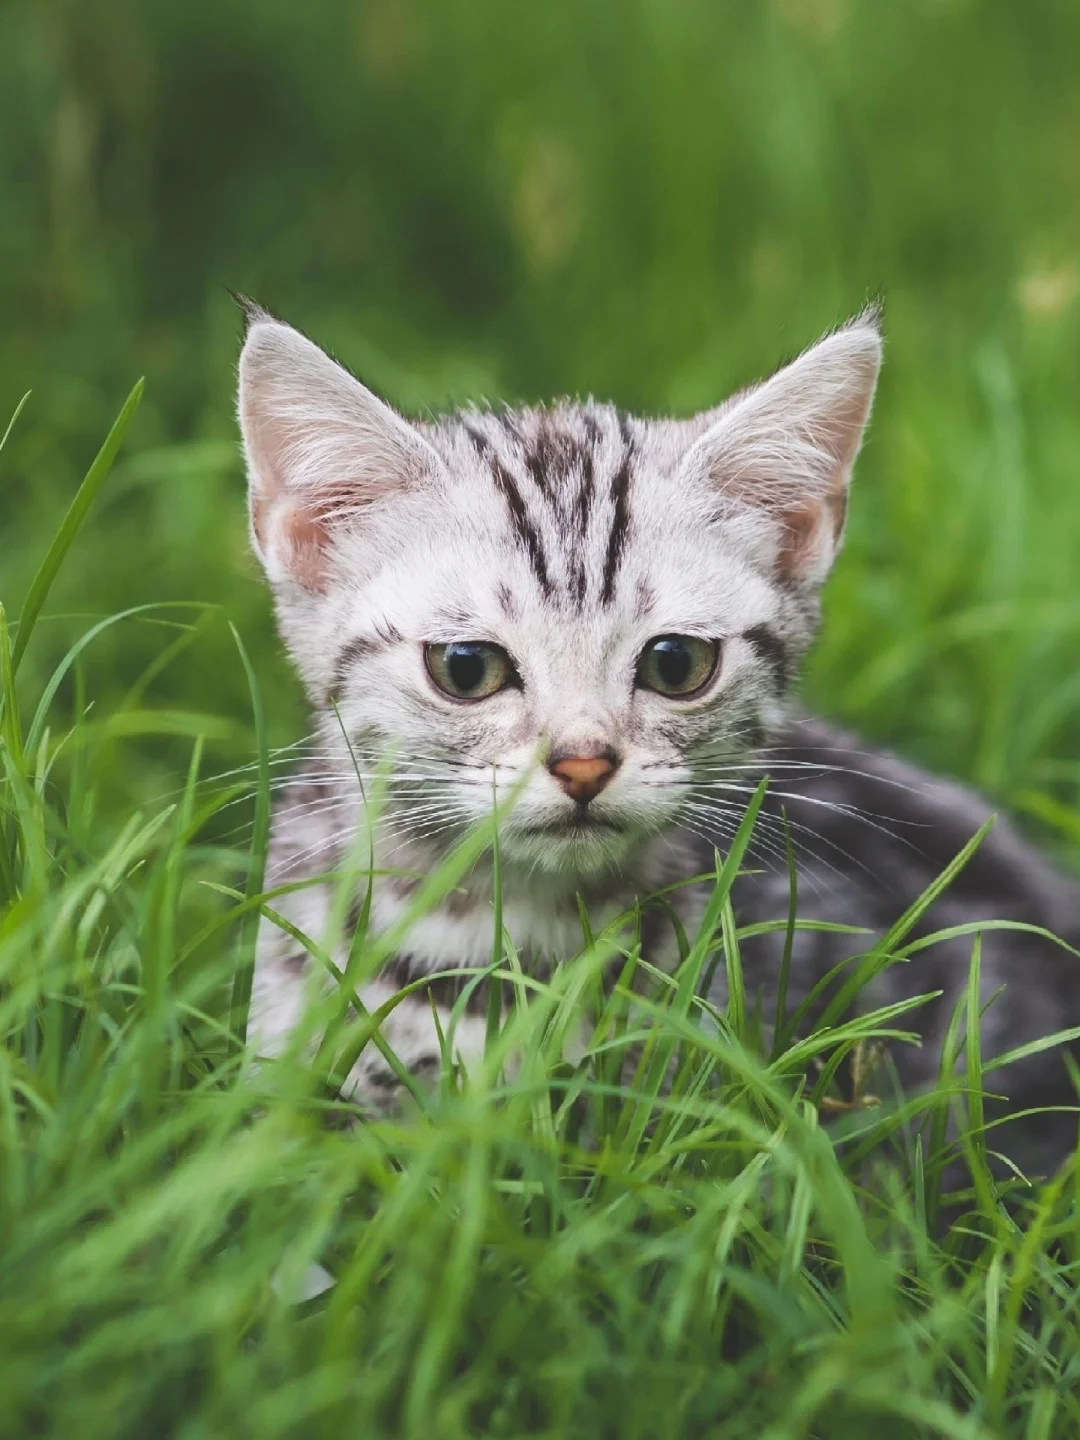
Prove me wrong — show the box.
[238,304,1080,1178]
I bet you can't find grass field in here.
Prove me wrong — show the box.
[2,0,1080,1434]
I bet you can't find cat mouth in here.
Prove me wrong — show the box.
[522,813,625,837]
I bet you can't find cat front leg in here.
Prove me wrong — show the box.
[339,981,490,1113]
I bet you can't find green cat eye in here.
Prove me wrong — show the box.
[636,635,718,698]
[425,642,516,700]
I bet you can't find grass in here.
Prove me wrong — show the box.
[2,396,1080,1440]
[3,5,1080,1429]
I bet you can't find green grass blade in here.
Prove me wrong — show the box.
[12,379,144,674]
[227,622,270,1049]
[0,391,31,465]
[771,808,798,1059]
[0,605,24,771]
[486,770,505,1054]
[816,818,995,1033]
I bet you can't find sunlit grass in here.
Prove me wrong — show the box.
[2,396,1080,1439]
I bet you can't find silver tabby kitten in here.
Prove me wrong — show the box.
[239,305,1080,1176]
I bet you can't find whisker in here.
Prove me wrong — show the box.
[681,796,875,893]
[682,803,794,874]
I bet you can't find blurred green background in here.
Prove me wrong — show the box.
[1,0,1079,841]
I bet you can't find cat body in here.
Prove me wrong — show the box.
[239,306,1080,1175]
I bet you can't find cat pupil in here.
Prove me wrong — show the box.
[655,640,690,687]
[449,646,486,692]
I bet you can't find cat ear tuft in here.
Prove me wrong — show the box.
[682,310,882,586]
[237,315,441,591]
[229,290,275,338]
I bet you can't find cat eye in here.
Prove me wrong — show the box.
[425,642,517,700]
[636,635,718,698]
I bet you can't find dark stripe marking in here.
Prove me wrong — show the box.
[600,451,632,605]
[382,954,493,1016]
[491,458,553,596]
[743,624,791,691]
[498,410,526,449]
[634,579,655,619]
[463,422,492,457]
[574,446,595,534]
[581,410,602,446]
[570,444,595,604]
[330,635,384,697]
[495,581,517,618]
[523,415,553,495]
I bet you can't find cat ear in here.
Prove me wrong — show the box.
[681,310,882,586]
[237,307,442,590]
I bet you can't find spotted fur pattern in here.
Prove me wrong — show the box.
[239,305,1080,1176]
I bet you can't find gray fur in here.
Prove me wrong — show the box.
[239,308,1080,1177]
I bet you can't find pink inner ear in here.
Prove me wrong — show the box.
[284,506,332,592]
[777,489,848,582]
[239,316,459,601]
[259,499,332,593]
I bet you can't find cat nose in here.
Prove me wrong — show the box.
[548,750,620,804]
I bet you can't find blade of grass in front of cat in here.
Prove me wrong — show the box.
[486,770,505,1054]
[771,808,799,1058]
[244,895,427,1107]
[621,782,766,1149]
[613,991,901,1341]
[227,622,270,1049]
[959,935,1003,1226]
[985,1168,1069,1428]
[924,985,969,1231]
[816,818,996,1033]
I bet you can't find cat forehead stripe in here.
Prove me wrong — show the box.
[458,404,638,609]
[600,415,634,606]
[489,454,554,596]
[462,423,553,557]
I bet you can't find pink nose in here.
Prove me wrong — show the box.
[549,753,618,804]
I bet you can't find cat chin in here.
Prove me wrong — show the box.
[498,823,644,878]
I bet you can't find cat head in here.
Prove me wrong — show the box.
[237,306,881,876]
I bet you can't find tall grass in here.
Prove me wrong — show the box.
[2,395,1080,1440]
